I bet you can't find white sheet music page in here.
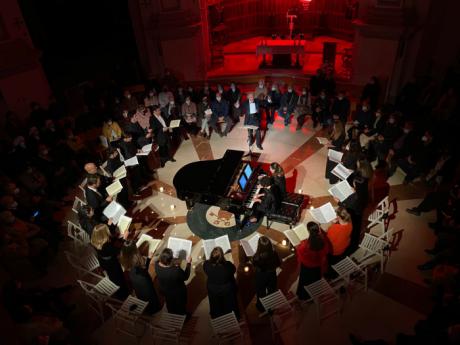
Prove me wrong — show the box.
[167,237,192,259]
[327,149,343,163]
[309,202,336,224]
[202,235,231,260]
[331,163,353,180]
[105,180,123,197]
[124,156,139,167]
[328,180,354,202]
[103,201,127,224]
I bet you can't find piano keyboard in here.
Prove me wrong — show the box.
[245,186,261,209]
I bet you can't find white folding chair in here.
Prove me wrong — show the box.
[331,256,368,295]
[304,279,340,323]
[77,278,120,322]
[151,312,187,345]
[79,178,87,199]
[100,161,111,177]
[350,233,390,272]
[259,290,296,343]
[210,311,244,345]
[107,295,149,342]
[64,250,105,280]
[117,148,125,162]
[72,196,86,214]
[67,220,91,252]
[367,196,390,239]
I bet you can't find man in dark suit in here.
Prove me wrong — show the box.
[331,91,351,125]
[242,93,266,150]
[279,86,299,126]
[210,93,232,137]
[150,105,176,167]
[85,174,112,221]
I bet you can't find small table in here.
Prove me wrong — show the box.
[256,40,306,68]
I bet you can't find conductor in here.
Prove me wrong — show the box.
[242,93,268,150]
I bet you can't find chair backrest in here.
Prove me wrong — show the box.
[259,290,292,313]
[79,178,87,199]
[117,148,125,162]
[158,312,186,331]
[72,196,86,214]
[93,277,120,297]
[99,161,111,177]
[367,208,385,228]
[331,256,361,278]
[67,220,90,246]
[377,196,389,214]
[359,233,387,255]
[304,278,336,300]
[210,311,241,335]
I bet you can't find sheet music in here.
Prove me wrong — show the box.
[124,156,139,167]
[328,149,343,163]
[316,137,329,145]
[204,109,212,116]
[328,180,355,202]
[240,232,260,257]
[243,125,259,130]
[113,165,127,180]
[284,223,309,246]
[136,234,161,256]
[331,163,353,180]
[142,144,152,152]
[105,180,123,197]
[249,103,257,114]
[167,237,192,259]
[117,215,132,235]
[309,202,337,224]
[202,235,232,260]
[103,201,127,225]
[169,119,181,128]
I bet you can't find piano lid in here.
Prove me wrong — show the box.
[173,150,244,199]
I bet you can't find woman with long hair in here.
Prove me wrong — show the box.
[325,116,346,183]
[203,247,239,319]
[91,224,129,300]
[154,248,191,315]
[269,162,287,198]
[120,242,161,315]
[252,235,281,311]
[296,222,330,300]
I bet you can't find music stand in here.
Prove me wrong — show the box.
[243,125,259,159]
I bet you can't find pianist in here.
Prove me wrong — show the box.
[248,176,281,224]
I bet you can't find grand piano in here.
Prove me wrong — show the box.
[173,150,262,216]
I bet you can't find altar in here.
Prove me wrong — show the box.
[256,39,306,68]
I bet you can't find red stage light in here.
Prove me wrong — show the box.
[300,0,313,11]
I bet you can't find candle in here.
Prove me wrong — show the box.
[159,186,164,193]
[170,204,176,210]
[244,266,250,273]
[310,205,314,209]
[281,239,287,246]
[298,189,303,194]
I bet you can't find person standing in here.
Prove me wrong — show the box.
[326,207,353,265]
[155,248,191,315]
[120,242,161,315]
[91,224,130,300]
[150,105,176,167]
[296,222,330,300]
[251,236,281,311]
[203,247,239,319]
[242,93,266,150]
[279,86,299,126]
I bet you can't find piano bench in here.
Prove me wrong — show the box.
[282,192,306,207]
[266,193,305,229]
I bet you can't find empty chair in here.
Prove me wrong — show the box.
[77,277,120,322]
[210,311,245,345]
[259,290,297,343]
[350,233,390,272]
[65,250,105,280]
[72,196,87,214]
[367,196,391,239]
[331,256,368,294]
[304,278,340,323]
[151,311,187,345]
[67,220,91,252]
[107,295,149,342]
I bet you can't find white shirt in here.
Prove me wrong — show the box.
[155,114,167,128]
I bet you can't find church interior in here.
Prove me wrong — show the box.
[0,0,460,344]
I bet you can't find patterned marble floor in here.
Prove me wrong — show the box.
[62,113,436,345]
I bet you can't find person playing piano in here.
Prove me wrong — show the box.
[248,176,281,223]
[242,93,270,150]
[258,162,287,199]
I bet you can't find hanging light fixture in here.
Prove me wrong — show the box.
[300,0,313,11]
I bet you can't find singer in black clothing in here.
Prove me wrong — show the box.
[120,242,161,315]
[251,236,281,312]
[155,248,191,315]
[85,175,111,222]
[203,247,239,319]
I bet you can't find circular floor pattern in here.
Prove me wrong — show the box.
[186,203,262,241]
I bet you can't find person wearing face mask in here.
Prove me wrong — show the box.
[267,84,281,125]
[181,96,199,135]
[131,105,152,133]
[312,90,330,128]
[354,102,373,131]
[185,85,197,103]
[331,91,350,125]
[225,82,241,123]
[161,96,180,121]
[176,86,186,106]
[102,118,122,144]
[295,87,312,130]
[242,93,269,150]
[361,76,380,111]
[158,86,174,108]
[197,97,212,138]
[397,130,437,184]
[121,90,138,113]
[150,105,176,167]
[279,85,299,126]
[200,83,215,102]
[144,89,159,107]
[210,93,232,137]
[254,80,268,100]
